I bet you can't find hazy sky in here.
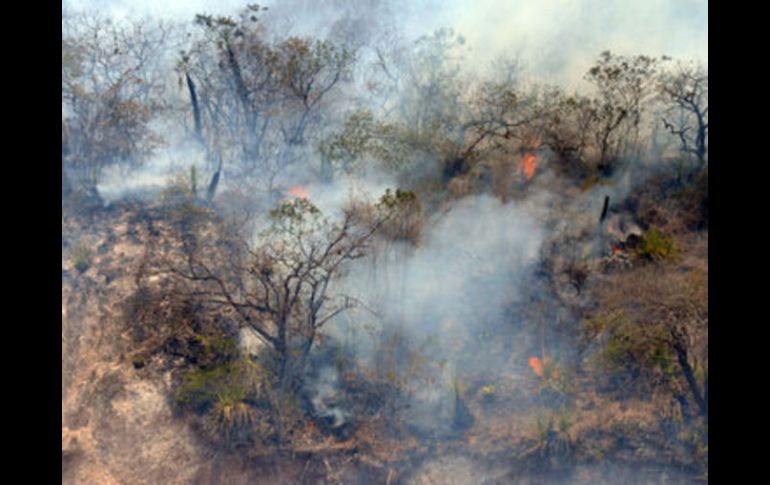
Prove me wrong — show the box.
[63,0,707,86]
[439,0,707,85]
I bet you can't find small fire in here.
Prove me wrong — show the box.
[528,356,544,378]
[518,153,539,181]
[286,185,309,200]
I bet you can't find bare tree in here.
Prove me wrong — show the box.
[659,62,708,169]
[276,37,355,146]
[350,30,547,183]
[584,51,665,174]
[62,13,176,192]
[179,6,278,186]
[179,5,355,196]
[167,190,413,386]
[540,90,596,177]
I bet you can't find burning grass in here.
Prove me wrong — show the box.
[517,153,540,181]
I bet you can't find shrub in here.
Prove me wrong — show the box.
[583,265,707,407]
[161,169,198,203]
[72,243,93,273]
[192,334,239,366]
[635,227,678,262]
[207,394,258,447]
[346,188,423,244]
[677,167,708,229]
[175,358,270,413]
[526,406,576,468]
[534,407,574,439]
[593,316,678,384]
[480,384,496,397]
[132,354,146,369]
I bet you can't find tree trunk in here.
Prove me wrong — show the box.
[695,110,707,167]
[673,340,707,418]
[185,72,203,144]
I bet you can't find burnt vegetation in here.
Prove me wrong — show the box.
[62,2,707,483]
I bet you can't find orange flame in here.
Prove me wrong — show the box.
[517,153,539,181]
[528,356,544,378]
[286,185,308,199]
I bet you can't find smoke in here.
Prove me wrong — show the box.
[434,0,708,86]
[97,143,207,204]
[307,366,352,429]
[367,195,543,341]
[68,0,707,203]
[63,1,706,479]
[324,194,544,432]
[63,0,245,21]
[66,0,707,88]
[95,117,209,204]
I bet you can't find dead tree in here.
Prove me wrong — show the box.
[659,63,708,169]
[599,195,610,223]
[206,157,222,203]
[584,52,663,174]
[168,192,410,386]
[185,72,203,144]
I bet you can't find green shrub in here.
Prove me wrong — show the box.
[132,354,146,369]
[208,394,257,446]
[584,313,678,388]
[532,406,575,460]
[191,333,239,368]
[175,358,269,413]
[161,168,203,206]
[556,406,574,434]
[540,358,574,396]
[72,243,93,273]
[175,202,210,221]
[160,173,193,201]
[635,227,678,262]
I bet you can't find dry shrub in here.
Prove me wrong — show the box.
[447,175,474,198]
[489,158,515,201]
[677,167,708,230]
[635,227,679,262]
[342,190,423,245]
[629,166,708,235]
[584,263,707,401]
[72,243,94,273]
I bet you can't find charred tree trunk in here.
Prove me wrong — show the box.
[599,195,610,223]
[672,338,707,419]
[225,41,258,161]
[694,108,707,167]
[452,384,474,432]
[206,163,221,203]
[443,156,466,181]
[275,316,289,384]
[185,72,203,144]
